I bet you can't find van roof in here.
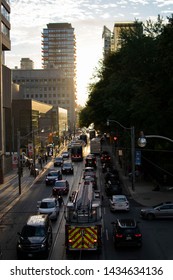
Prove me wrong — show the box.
[27,214,48,226]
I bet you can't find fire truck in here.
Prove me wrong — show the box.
[64,181,102,254]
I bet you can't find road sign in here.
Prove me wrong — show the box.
[135,150,141,165]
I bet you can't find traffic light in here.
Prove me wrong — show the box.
[113,136,118,141]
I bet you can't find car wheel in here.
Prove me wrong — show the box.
[147,213,155,220]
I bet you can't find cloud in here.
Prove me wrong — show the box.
[6,0,173,105]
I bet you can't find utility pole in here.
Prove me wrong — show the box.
[107,119,135,191]
[17,130,21,195]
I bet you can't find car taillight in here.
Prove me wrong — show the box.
[116,234,123,238]
[135,233,142,237]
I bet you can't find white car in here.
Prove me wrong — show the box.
[37,197,59,220]
[109,195,130,212]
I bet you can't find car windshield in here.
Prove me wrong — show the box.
[55,158,62,161]
[54,181,65,188]
[48,172,58,176]
[40,201,55,208]
[22,225,45,237]
[62,152,68,155]
[63,163,71,167]
[113,197,126,202]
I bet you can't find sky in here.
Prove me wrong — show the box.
[5,0,173,106]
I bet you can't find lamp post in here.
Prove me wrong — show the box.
[17,130,22,195]
[107,119,135,191]
[138,131,173,147]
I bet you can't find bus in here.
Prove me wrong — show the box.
[71,144,83,162]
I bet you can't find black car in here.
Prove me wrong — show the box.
[61,161,74,175]
[61,151,70,159]
[100,151,111,164]
[85,154,97,169]
[45,170,62,186]
[17,214,53,259]
[105,176,122,196]
[54,156,64,167]
[112,218,142,248]
[52,179,69,196]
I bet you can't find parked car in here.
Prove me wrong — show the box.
[140,201,173,220]
[54,156,64,167]
[61,151,69,159]
[52,179,69,196]
[16,214,53,259]
[109,195,130,212]
[61,161,74,175]
[45,170,62,186]
[37,197,59,220]
[30,167,39,177]
[112,218,142,248]
[85,154,97,169]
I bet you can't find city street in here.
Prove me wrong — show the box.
[1,144,173,260]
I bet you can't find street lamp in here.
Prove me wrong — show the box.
[107,119,135,191]
[138,131,173,147]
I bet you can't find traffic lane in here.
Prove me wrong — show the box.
[102,199,173,260]
[0,162,77,260]
[0,180,52,260]
[50,160,102,260]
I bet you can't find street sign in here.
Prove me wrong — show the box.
[135,150,141,165]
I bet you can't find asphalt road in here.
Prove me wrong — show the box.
[1,145,173,260]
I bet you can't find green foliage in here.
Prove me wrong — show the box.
[79,16,173,141]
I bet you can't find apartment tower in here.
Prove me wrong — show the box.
[42,23,77,129]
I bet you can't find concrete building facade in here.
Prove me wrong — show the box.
[102,21,143,58]
[0,0,11,181]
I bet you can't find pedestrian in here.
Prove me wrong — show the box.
[45,154,48,163]
[58,195,64,207]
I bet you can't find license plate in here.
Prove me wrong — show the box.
[126,236,132,240]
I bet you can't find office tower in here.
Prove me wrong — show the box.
[42,23,77,128]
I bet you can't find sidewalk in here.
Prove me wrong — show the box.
[115,159,173,207]
[104,144,173,207]
[0,158,52,220]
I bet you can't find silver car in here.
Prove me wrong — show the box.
[140,202,173,220]
[37,197,59,220]
[109,195,130,212]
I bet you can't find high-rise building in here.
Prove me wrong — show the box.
[102,21,143,58]
[20,58,34,70]
[42,23,77,127]
[0,0,11,180]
